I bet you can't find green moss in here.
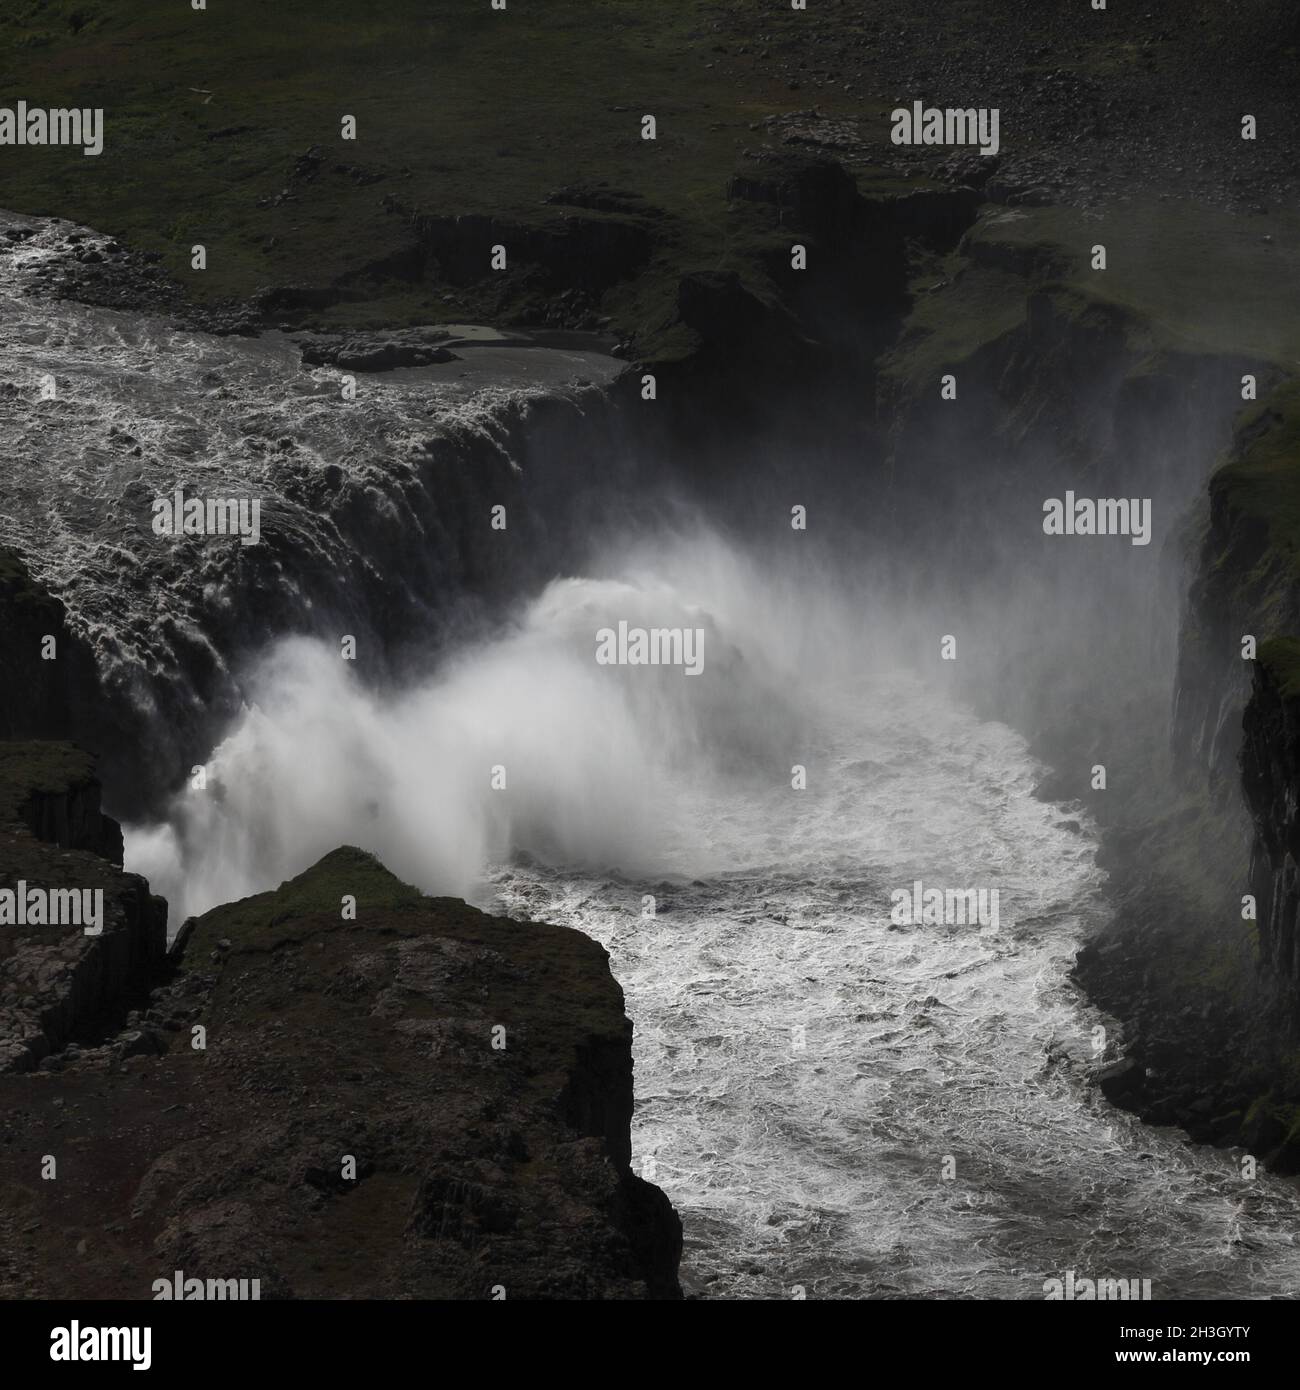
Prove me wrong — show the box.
[180,844,630,1117]
[880,259,1026,389]
[0,741,147,916]
[1212,382,1300,583]
[0,0,879,346]
[964,202,1300,365]
[886,199,1300,398]
[0,740,95,825]
[1257,637,1300,700]
[186,844,425,952]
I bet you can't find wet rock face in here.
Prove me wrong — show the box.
[14,769,124,867]
[0,843,683,1299]
[1242,654,1300,993]
[0,551,101,746]
[0,742,168,1074]
[1073,637,1300,1174]
[297,328,460,371]
[0,868,166,1075]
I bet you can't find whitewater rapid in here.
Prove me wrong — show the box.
[11,207,1300,1301]
[0,209,620,728]
[124,538,1300,1301]
[485,674,1300,1300]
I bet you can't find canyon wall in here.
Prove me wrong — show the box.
[873,205,1300,1168]
[6,145,1300,1215]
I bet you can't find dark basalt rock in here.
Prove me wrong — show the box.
[0,743,168,1074]
[0,551,91,744]
[1097,1057,1146,1105]
[298,328,461,371]
[0,830,683,1299]
[1242,643,1300,991]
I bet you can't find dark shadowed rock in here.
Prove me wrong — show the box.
[0,742,167,1074]
[298,328,461,371]
[0,842,682,1299]
[1098,1058,1145,1105]
[0,551,97,745]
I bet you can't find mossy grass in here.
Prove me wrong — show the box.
[0,740,96,825]
[183,844,629,1098]
[0,0,888,346]
[1212,382,1300,579]
[185,845,426,952]
[884,200,1300,396]
[965,202,1300,365]
[1257,636,1300,700]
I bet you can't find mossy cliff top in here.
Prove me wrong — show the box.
[181,844,637,1112]
[0,739,97,826]
[1258,636,1300,701]
[0,840,683,1297]
[1211,383,1300,582]
[884,201,1300,395]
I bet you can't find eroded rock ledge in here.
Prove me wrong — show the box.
[0,809,682,1299]
[0,742,167,1074]
[1244,642,1300,993]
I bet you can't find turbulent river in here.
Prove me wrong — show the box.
[482,616,1300,1301]
[129,538,1300,1302]
[6,210,1300,1301]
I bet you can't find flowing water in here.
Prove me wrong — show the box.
[126,538,1300,1301]
[488,685,1300,1301]
[0,209,618,713]
[7,211,1300,1301]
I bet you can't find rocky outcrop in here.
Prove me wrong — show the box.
[0,742,125,866]
[673,268,809,366]
[0,550,99,745]
[1173,385,1300,792]
[0,742,168,1073]
[0,863,166,1075]
[730,153,916,363]
[0,563,679,1286]
[297,328,460,371]
[325,199,656,335]
[1242,641,1300,992]
[0,842,682,1298]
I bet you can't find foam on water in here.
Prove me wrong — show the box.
[125,530,1300,1300]
[0,210,618,705]
[489,682,1300,1299]
[12,210,1297,1302]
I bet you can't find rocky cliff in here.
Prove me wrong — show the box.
[1243,640,1300,995]
[0,546,684,1296]
[871,203,1300,1170]
[0,742,167,1074]
[0,551,101,746]
[1174,383,1300,791]
[0,767,682,1297]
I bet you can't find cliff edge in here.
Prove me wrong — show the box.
[0,783,682,1297]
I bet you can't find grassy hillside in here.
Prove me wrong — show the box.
[0,0,887,338]
[968,204,1300,367]
[5,0,1296,351]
